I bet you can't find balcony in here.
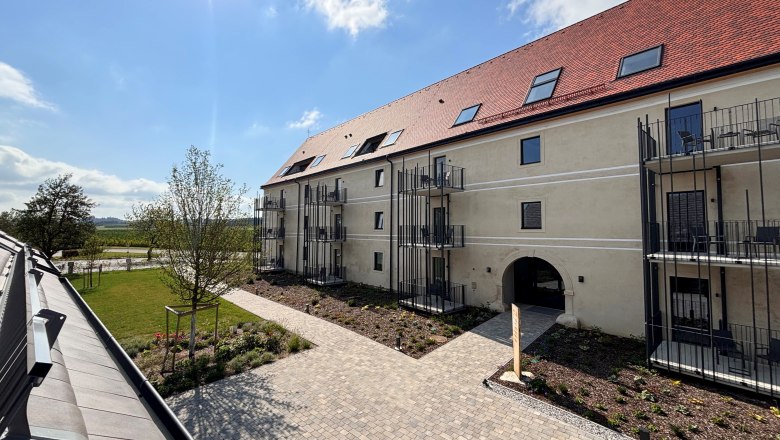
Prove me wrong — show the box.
[398,278,465,314]
[259,257,284,273]
[646,220,780,268]
[308,187,347,206]
[640,97,780,173]
[256,195,285,211]
[649,321,780,396]
[307,226,346,242]
[398,225,465,249]
[304,265,345,286]
[399,164,465,195]
[260,227,285,240]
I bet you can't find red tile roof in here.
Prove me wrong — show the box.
[264,0,780,187]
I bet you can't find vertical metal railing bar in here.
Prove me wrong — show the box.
[746,191,760,393]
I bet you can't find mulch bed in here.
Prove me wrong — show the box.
[242,272,498,358]
[490,325,780,439]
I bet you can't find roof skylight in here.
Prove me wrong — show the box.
[618,45,663,78]
[356,133,387,156]
[453,104,481,126]
[285,157,315,176]
[278,166,290,177]
[381,129,403,147]
[310,155,326,167]
[342,144,358,158]
[524,68,561,105]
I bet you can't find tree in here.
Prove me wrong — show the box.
[155,146,252,359]
[127,202,166,260]
[0,210,18,235]
[15,174,96,258]
[81,234,104,288]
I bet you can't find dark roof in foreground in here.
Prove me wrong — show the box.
[263,0,780,187]
[0,232,191,439]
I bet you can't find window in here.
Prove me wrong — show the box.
[374,252,383,271]
[310,155,326,167]
[521,136,541,165]
[454,104,481,126]
[278,166,290,176]
[381,129,403,147]
[342,144,358,158]
[374,211,384,230]
[356,133,387,156]
[285,157,315,175]
[521,202,542,229]
[524,68,561,105]
[666,102,703,155]
[375,169,385,187]
[618,45,663,78]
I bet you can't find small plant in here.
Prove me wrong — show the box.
[575,397,585,405]
[638,389,656,402]
[557,383,569,395]
[528,377,549,394]
[578,387,590,397]
[634,411,648,420]
[287,334,302,352]
[669,423,686,439]
[617,385,628,395]
[650,404,665,415]
[687,424,700,433]
[613,395,626,404]
[736,424,751,434]
[771,406,780,418]
[688,397,704,405]
[720,396,734,404]
[752,413,766,422]
[633,375,646,386]
[595,403,608,411]
[662,388,674,397]
[711,416,728,428]
[671,379,682,387]
[607,374,619,383]
[346,298,357,307]
[674,405,692,416]
[646,423,659,432]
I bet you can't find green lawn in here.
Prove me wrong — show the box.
[77,268,258,343]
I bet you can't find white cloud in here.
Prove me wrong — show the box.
[286,108,323,129]
[244,121,270,137]
[0,145,167,217]
[0,62,56,110]
[506,0,624,31]
[304,0,388,37]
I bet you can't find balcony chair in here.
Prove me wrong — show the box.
[757,338,780,366]
[743,119,779,143]
[678,130,712,154]
[744,226,780,258]
[712,329,749,375]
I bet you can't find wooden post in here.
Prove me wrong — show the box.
[512,303,522,378]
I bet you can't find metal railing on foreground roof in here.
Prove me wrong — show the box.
[0,242,66,437]
[639,97,780,160]
[398,278,465,314]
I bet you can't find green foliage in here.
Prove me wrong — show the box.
[14,174,96,258]
[638,389,656,402]
[711,415,728,427]
[287,334,302,352]
[95,228,147,247]
[634,410,649,420]
[556,383,569,395]
[669,423,686,438]
[650,403,665,415]
[674,405,692,416]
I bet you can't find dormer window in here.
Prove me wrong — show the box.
[342,144,358,159]
[618,45,663,78]
[310,155,326,167]
[278,166,290,177]
[453,104,481,126]
[285,157,315,175]
[381,129,403,147]
[355,133,387,156]
[524,68,561,105]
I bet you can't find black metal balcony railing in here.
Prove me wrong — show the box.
[648,319,780,396]
[307,187,347,205]
[304,265,345,285]
[646,220,780,266]
[398,278,465,314]
[398,225,465,248]
[257,196,285,211]
[259,257,284,269]
[260,227,285,240]
[640,97,780,160]
[399,164,465,193]
[307,226,346,242]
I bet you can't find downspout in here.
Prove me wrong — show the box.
[295,179,301,275]
[386,156,394,293]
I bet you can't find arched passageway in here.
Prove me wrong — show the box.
[506,257,565,310]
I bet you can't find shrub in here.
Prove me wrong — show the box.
[617,385,628,395]
[711,416,728,428]
[287,335,302,353]
[578,387,590,397]
[638,389,656,402]
[634,411,648,420]
[614,396,626,404]
[674,405,692,416]
[650,404,665,415]
[265,335,282,354]
[528,377,549,394]
[121,337,155,358]
[557,383,569,395]
[346,298,357,307]
[595,403,608,411]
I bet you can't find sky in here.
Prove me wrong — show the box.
[0,0,623,218]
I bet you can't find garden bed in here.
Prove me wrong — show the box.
[242,272,498,358]
[489,325,780,439]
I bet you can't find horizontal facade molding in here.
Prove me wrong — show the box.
[465,164,637,189]
[464,242,642,252]
[466,172,639,193]
[466,236,640,242]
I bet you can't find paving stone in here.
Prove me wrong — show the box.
[167,290,602,439]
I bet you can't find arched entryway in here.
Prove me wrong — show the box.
[505,257,565,310]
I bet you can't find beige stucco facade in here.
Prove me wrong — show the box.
[260,65,780,338]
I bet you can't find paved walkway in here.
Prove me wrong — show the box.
[167,291,600,439]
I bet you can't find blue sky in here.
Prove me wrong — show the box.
[0,0,621,217]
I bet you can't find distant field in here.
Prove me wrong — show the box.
[96,228,148,247]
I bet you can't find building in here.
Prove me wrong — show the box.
[256,0,780,394]
[0,231,192,439]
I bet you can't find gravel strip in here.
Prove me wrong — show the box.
[484,378,631,440]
